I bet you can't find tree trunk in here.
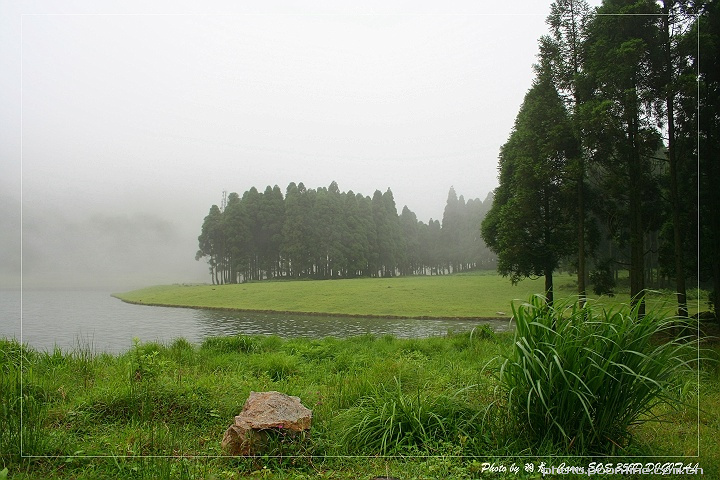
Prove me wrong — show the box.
[577,161,587,306]
[628,103,646,316]
[544,188,554,307]
[545,268,554,307]
[663,2,688,318]
[709,132,720,322]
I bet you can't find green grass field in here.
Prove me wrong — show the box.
[1,328,718,479]
[3,273,717,479]
[114,271,708,319]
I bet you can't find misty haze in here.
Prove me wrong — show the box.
[2,0,718,475]
[2,7,560,290]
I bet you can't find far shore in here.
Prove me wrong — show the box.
[112,272,695,321]
[111,273,573,320]
[111,293,512,322]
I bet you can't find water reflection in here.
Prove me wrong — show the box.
[5,289,515,354]
[193,309,515,340]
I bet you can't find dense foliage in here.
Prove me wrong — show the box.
[481,68,578,305]
[482,0,719,319]
[499,295,697,454]
[196,183,495,283]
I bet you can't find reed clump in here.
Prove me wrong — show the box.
[499,295,698,454]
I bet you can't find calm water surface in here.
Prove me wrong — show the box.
[1,288,514,354]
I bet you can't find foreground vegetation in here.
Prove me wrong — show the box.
[2,296,718,479]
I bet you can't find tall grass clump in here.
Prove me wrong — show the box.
[0,339,23,456]
[201,335,260,354]
[0,340,58,456]
[335,377,485,455]
[499,295,696,454]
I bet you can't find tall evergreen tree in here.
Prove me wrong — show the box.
[224,191,250,283]
[695,0,720,319]
[371,189,404,277]
[282,182,321,278]
[581,0,663,314]
[357,193,378,277]
[258,185,285,279]
[441,187,462,273]
[342,191,372,277]
[196,204,224,284]
[422,219,443,275]
[655,0,700,317]
[400,206,421,275]
[198,182,495,282]
[314,182,347,278]
[481,69,578,305]
[542,0,592,304]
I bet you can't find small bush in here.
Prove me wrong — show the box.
[589,260,616,296]
[129,339,168,382]
[498,295,696,454]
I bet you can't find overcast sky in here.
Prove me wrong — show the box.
[0,0,602,290]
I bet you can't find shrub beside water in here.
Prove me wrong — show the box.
[499,295,696,454]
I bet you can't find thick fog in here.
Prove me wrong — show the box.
[1,0,602,290]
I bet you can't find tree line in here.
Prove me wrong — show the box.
[482,0,718,318]
[196,182,495,284]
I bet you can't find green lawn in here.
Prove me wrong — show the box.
[2,329,718,479]
[114,271,704,319]
[3,273,716,479]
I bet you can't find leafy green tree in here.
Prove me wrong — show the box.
[653,0,701,317]
[541,0,592,303]
[695,1,720,318]
[256,185,285,279]
[196,204,224,284]
[441,187,462,273]
[372,189,400,277]
[399,206,421,275]
[341,191,372,277]
[581,0,663,314]
[224,191,250,283]
[281,182,314,278]
[481,70,578,305]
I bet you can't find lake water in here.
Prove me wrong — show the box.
[0,288,515,354]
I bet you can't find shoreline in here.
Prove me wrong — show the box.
[111,295,513,323]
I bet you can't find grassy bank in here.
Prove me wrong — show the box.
[2,309,718,479]
[113,272,708,318]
